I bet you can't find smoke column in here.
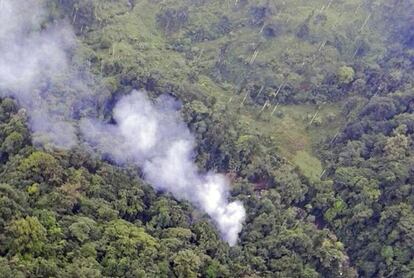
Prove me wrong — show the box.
[0,0,106,148]
[0,0,245,245]
[81,92,246,245]
[0,0,79,148]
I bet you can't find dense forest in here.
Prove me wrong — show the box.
[0,0,413,277]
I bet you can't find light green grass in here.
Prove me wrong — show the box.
[87,0,362,180]
[293,150,323,181]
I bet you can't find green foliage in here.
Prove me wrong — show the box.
[17,151,64,187]
[5,216,47,256]
[69,217,99,243]
[317,90,414,277]
[337,66,355,84]
[173,250,201,278]
[1,0,413,277]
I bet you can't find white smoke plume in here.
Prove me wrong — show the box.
[81,91,246,245]
[0,0,79,148]
[0,0,245,245]
[0,0,106,148]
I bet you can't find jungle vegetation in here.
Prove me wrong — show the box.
[0,0,413,277]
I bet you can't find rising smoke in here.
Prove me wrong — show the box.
[81,92,246,245]
[0,0,106,148]
[0,0,245,245]
[0,0,79,148]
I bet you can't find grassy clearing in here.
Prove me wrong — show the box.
[293,150,323,181]
[89,0,349,180]
[221,92,343,179]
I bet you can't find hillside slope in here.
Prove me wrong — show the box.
[0,0,413,277]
